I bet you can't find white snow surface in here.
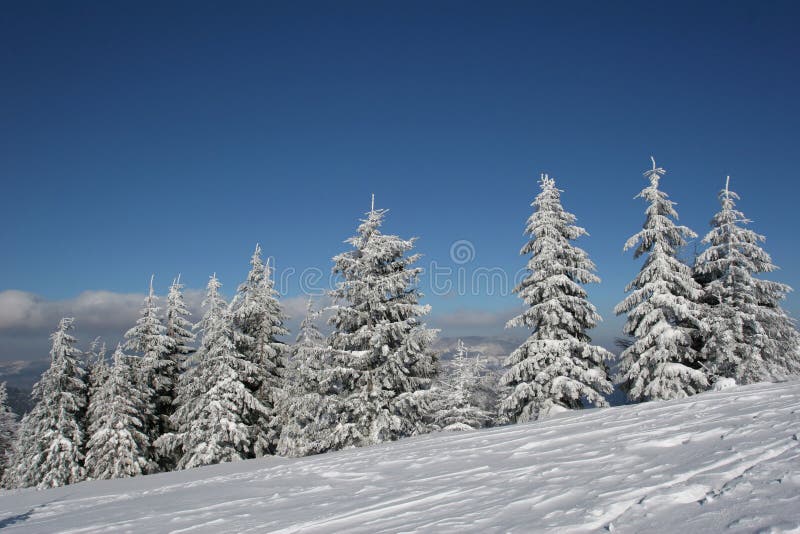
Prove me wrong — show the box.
[2,380,799,533]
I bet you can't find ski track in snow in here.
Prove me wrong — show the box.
[1,381,799,533]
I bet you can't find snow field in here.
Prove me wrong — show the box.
[1,380,798,533]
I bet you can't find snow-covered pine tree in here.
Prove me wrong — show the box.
[474,366,504,426]
[615,158,707,402]
[83,338,109,451]
[3,318,88,488]
[85,338,109,388]
[500,174,613,423]
[757,295,800,380]
[230,245,289,455]
[277,299,339,457]
[160,274,195,469]
[327,197,438,448]
[0,382,18,481]
[695,177,800,382]
[157,275,271,469]
[164,274,195,378]
[125,275,173,464]
[1,411,35,489]
[434,340,492,431]
[84,344,153,479]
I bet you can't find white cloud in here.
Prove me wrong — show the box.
[428,306,519,336]
[0,289,150,332]
[0,289,163,362]
[0,290,47,330]
[0,288,329,362]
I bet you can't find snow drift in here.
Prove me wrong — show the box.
[1,380,799,533]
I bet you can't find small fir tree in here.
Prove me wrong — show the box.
[164,274,195,377]
[2,412,35,489]
[434,340,492,431]
[125,276,173,463]
[157,275,272,469]
[0,382,18,481]
[84,338,109,431]
[277,299,339,457]
[84,344,153,479]
[85,338,109,390]
[231,245,289,455]
[159,275,195,468]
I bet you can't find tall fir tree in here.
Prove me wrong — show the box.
[695,178,800,382]
[157,275,272,469]
[3,318,88,488]
[433,340,492,431]
[615,158,707,402]
[327,198,438,448]
[84,344,153,479]
[231,245,289,455]
[124,276,173,465]
[276,299,339,457]
[0,382,17,481]
[500,174,613,422]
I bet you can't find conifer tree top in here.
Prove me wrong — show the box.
[49,317,79,361]
[623,157,696,260]
[697,176,778,281]
[165,273,195,356]
[125,275,170,356]
[297,298,324,346]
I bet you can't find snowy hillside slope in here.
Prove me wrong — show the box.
[1,381,799,533]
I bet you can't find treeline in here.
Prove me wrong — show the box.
[0,158,797,490]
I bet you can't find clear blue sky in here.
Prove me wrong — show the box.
[1,1,799,352]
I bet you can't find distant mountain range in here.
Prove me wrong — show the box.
[0,359,48,416]
[0,359,49,391]
[0,335,627,416]
[434,335,524,370]
[434,335,628,406]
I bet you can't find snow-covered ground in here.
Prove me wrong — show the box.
[1,380,799,533]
